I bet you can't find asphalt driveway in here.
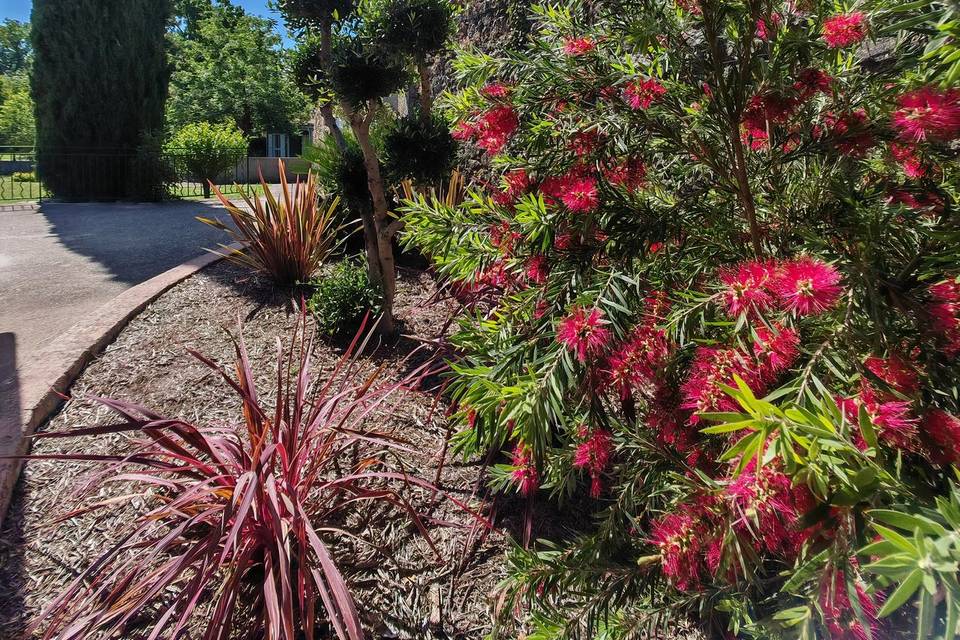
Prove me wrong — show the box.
[0,199,242,370]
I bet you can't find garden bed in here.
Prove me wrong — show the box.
[0,260,512,639]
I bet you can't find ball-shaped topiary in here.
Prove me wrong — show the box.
[274,0,356,29]
[379,0,453,59]
[330,36,408,107]
[291,36,328,100]
[383,113,457,184]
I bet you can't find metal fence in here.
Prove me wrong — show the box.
[0,146,257,205]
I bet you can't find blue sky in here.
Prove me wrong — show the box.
[2,1,287,33]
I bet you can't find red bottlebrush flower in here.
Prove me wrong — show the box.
[890,142,927,179]
[931,279,960,303]
[603,323,671,400]
[534,299,550,320]
[928,280,960,358]
[451,120,476,141]
[511,443,539,496]
[573,427,613,498]
[557,306,611,361]
[473,105,519,155]
[742,92,799,150]
[525,255,549,285]
[822,12,868,49]
[887,189,945,214]
[604,157,647,193]
[863,355,919,394]
[718,260,777,317]
[647,382,694,451]
[892,86,960,143]
[562,37,595,56]
[650,512,703,590]
[922,409,960,465]
[675,0,702,15]
[771,257,843,316]
[489,220,522,255]
[570,130,602,156]
[481,82,511,99]
[755,13,781,41]
[503,168,531,195]
[553,230,573,251]
[753,324,800,382]
[649,499,721,591]
[644,290,672,322]
[560,176,600,213]
[726,460,815,559]
[823,109,875,157]
[860,384,920,451]
[624,77,667,110]
[819,565,883,640]
[681,347,760,422]
[466,407,478,429]
[794,68,833,100]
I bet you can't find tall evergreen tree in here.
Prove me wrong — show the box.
[31,0,171,199]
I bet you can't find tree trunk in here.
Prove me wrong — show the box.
[730,128,762,256]
[319,20,348,153]
[416,57,433,119]
[351,102,397,337]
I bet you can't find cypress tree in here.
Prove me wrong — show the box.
[32,0,171,199]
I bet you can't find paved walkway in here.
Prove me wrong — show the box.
[0,199,243,375]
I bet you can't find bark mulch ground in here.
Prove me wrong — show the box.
[0,260,519,639]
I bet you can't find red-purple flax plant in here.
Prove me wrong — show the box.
[20,315,481,640]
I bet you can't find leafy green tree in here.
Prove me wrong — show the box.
[167,2,310,137]
[32,0,171,199]
[0,74,33,146]
[166,121,247,197]
[0,19,31,75]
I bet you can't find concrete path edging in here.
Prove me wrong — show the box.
[0,243,243,527]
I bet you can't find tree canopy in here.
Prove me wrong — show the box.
[167,0,310,136]
[0,19,31,75]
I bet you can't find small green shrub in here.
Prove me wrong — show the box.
[308,259,381,335]
[11,171,36,182]
[166,121,247,198]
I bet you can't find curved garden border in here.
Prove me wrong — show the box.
[0,243,243,526]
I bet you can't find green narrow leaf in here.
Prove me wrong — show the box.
[877,568,923,618]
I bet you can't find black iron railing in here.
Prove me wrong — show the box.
[0,147,258,204]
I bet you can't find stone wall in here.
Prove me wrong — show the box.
[434,0,534,178]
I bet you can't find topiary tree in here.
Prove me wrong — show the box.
[166,121,247,198]
[32,0,170,200]
[280,0,458,336]
[377,0,453,115]
[383,112,456,183]
[280,0,357,153]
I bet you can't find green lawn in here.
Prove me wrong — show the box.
[0,179,47,203]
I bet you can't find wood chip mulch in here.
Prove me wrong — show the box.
[0,259,519,639]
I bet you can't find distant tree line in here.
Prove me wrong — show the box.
[29,0,310,199]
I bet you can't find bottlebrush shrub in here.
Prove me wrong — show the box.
[19,316,477,640]
[200,161,342,285]
[402,0,960,637]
